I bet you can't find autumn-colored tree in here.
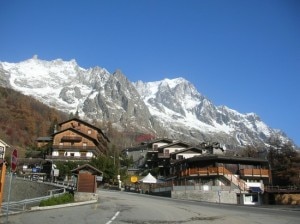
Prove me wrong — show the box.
[267,137,299,186]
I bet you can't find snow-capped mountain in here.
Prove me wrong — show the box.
[134,78,286,147]
[0,57,290,148]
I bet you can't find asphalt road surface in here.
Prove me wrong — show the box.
[2,190,300,224]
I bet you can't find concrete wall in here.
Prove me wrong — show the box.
[3,175,60,202]
[171,190,238,204]
[74,192,98,202]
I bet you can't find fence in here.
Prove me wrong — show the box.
[1,188,66,215]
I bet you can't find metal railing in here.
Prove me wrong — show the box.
[1,188,66,215]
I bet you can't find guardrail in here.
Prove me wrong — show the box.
[1,188,66,215]
[264,185,300,193]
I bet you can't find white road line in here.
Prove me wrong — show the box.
[106,211,120,224]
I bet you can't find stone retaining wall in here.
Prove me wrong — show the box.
[172,190,238,204]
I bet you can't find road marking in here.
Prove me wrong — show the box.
[106,211,120,224]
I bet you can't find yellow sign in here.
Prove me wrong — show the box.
[131,176,138,183]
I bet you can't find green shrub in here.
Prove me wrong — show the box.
[39,193,74,207]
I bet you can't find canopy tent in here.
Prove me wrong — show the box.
[139,173,160,184]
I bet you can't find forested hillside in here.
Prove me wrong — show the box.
[0,86,68,154]
[0,86,154,157]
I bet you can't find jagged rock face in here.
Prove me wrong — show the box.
[0,65,11,87]
[133,78,288,147]
[81,70,155,132]
[0,57,291,148]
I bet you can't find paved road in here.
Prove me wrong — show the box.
[2,190,300,224]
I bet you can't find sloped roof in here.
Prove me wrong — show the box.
[0,139,10,147]
[71,163,103,175]
[146,138,174,145]
[173,154,269,165]
[170,146,203,155]
[158,141,191,149]
[52,128,98,144]
[59,118,110,142]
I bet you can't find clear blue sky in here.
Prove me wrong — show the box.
[0,0,299,146]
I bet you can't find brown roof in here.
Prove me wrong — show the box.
[71,163,103,175]
[58,118,110,142]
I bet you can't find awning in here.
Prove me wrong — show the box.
[249,187,263,193]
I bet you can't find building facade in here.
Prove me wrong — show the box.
[44,118,110,161]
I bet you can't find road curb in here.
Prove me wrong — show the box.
[30,199,98,211]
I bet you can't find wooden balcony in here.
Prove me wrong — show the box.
[46,155,93,161]
[52,145,97,151]
[61,136,82,142]
[240,168,269,177]
[182,167,230,176]
[180,167,269,178]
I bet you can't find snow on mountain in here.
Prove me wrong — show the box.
[133,78,288,147]
[1,56,110,113]
[0,57,291,148]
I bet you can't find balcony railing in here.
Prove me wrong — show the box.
[181,167,231,176]
[46,155,93,161]
[52,145,97,151]
[180,167,269,178]
[239,168,269,177]
[61,136,82,142]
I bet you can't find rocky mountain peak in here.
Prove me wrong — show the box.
[0,58,292,148]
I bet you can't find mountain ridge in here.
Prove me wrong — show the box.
[0,57,291,148]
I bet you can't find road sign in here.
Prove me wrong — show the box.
[11,149,18,172]
[131,176,138,183]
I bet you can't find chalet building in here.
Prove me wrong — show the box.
[145,139,189,171]
[36,136,52,148]
[170,147,205,161]
[147,138,174,151]
[149,140,225,177]
[155,141,193,176]
[38,118,110,161]
[169,154,270,205]
[124,138,272,205]
[123,138,174,171]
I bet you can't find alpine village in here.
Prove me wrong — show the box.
[0,86,300,208]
